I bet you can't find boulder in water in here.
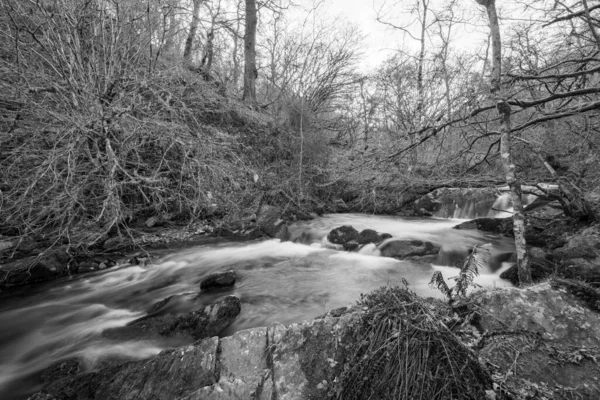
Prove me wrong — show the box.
[357,229,391,245]
[327,225,359,245]
[103,295,241,341]
[200,270,237,291]
[327,226,391,251]
[378,239,440,259]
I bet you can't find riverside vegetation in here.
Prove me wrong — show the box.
[2,0,600,399]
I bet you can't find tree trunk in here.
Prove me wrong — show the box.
[243,0,257,102]
[476,0,532,284]
[183,0,202,64]
[416,0,428,119]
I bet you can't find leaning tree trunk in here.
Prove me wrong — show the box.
[475,0,532,284]
[243,0,257,102]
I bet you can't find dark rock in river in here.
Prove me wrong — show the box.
[453,217,512,234]
[328,227,392,251]
[200,270,237,291]
[357,229,391,245]
[103,295,241,342]
[378,239,440,259]
[327,225,359,245]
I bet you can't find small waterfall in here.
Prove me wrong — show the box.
[488,193,538,218]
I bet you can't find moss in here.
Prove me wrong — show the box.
[551,278,600,312]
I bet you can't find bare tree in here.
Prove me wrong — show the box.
[243,0,257,102]
[183,0,203,64]
[474,0,531,284]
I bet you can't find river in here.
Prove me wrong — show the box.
[0,213,515,399]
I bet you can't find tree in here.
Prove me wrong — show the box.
[243,0,257,102]
[473,0,531,283]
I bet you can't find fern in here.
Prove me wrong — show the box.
[429,243,491,301]
[429,271,452,299]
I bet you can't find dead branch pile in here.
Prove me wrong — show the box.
[332,286,492,400]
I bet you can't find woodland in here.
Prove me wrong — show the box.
[1,0,600,287]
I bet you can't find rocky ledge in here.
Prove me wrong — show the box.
[31,282,600,400]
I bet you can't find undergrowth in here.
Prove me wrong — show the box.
[331,285,492,400]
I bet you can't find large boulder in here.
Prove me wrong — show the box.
[499,247,554,285]
[34,312,362,400]
[473,283,600,399]
[553,225,600,286]
[103,295,241,342]
[377,239,440,259]
[327,225,359,245]
[34,337,220,400]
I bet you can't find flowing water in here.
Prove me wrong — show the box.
[0,213,516,399]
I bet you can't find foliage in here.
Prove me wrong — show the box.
[430,243,491,301]
[0,0,328,247]
[330,285,492,400]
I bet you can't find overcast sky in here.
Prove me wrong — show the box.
[308,0,523,71]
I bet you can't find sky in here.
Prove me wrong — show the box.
[303,0,524,71]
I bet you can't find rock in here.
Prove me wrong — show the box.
[200,270,237,291]
[41,359,81,385]
[378,239,440,259]
[0,248,71,286]
[103,295,241,342]
[256,204,288,238]
[474,283,600,399]
[413,193,443,216]
[76,261,99,273]
[356,229,390,245]
[341,190,360,203]
[553,225,600,286]
[499,247,554,285]
[103,236,130,251]
[343,240,359,251]
[145,216,162,228]
[414,187,499,219]
[333,198,348,212]
[183,328,271,399]
[327,225,359,245]
[37,337,220,400]
[453,217,512,234]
